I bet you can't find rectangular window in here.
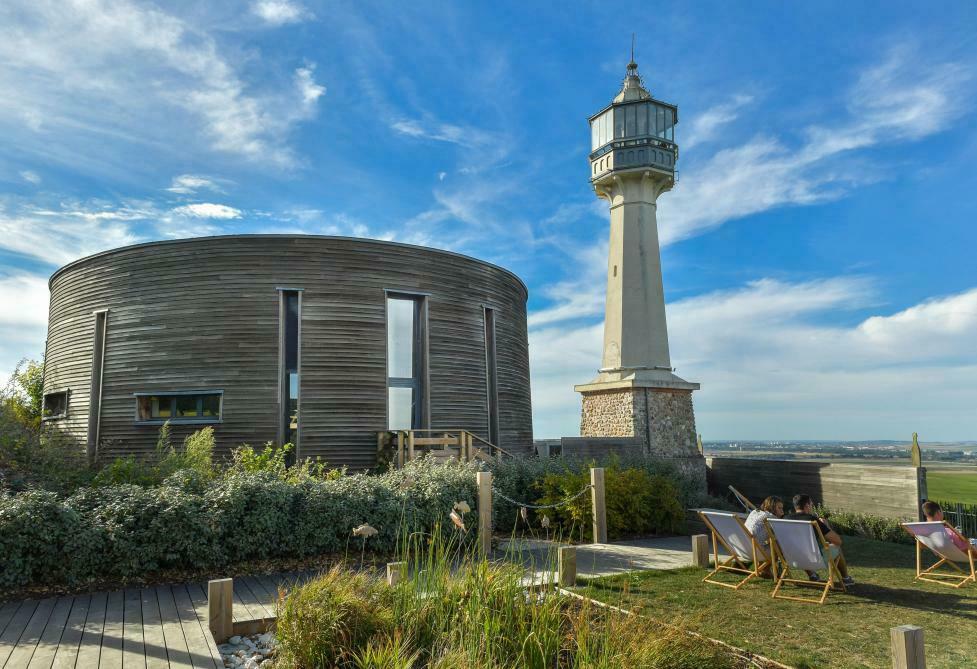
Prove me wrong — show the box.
[484,308,499,446]
[88,310,107,457]
[279,290,301,450]
[625,104,636,136]
[135,392,223,423]
[636,103,648,136]
[42,391,69,420]
[614,107,625,138]
[387,294,427,431]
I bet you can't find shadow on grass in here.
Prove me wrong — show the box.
[840,581,977,620]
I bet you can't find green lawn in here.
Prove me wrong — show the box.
[579,536,977,669]
[927,470,977,504]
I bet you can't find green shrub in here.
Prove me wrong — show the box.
[93,424,216,488]
[0,458,478,588]
[0,403,95,494]
[488,453,704,533]
[0,490,103,588]
[535,465,685,541]
[816,506,914,545]
[229,441,342,483]
[276,566,395,668]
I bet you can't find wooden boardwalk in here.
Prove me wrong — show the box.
[0,573,308,669]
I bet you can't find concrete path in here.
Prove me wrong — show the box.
[499,535,724,579]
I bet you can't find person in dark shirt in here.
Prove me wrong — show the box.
[786,494,854,586]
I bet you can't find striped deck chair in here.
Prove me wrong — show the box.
[902,521,976,588]
[765,518,846,604]
[698,510,770,589]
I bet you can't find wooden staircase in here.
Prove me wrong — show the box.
[378,429,512,468]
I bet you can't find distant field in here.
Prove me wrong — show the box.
[927,470,977,504]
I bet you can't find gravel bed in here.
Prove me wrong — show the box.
[218,632,277,668]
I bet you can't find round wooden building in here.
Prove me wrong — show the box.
[41,235,533,468]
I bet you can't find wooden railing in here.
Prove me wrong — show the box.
[378,429,513,468]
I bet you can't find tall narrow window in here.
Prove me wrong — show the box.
[279,290,301,452]
[87,310,107,459]
[387,294,426,430]
[484,307,499,445]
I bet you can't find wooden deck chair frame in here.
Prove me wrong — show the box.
[698,511,770,590]
[766,519,846,605]
[903,521,977,589]
[728,485,756,512]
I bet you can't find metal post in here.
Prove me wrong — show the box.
[477,471,493,555]
[590,467,607,544]
[207,578,233,643]
[890,625,925,669]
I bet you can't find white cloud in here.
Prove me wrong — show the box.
[0,0,326,169]
[0,274,48,389]
[0,274,48,327]
[659,49,971,246]
[252,0,311,26]
[19,170,41,185]
[170,203,242,219]
[165,174,223,194]
[295,66,326,107]
[0,204,145,266]
[683,94,754,149]
[530,278,977,440]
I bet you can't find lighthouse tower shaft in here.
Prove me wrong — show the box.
[573,57,700,459]
[599,174,672,378]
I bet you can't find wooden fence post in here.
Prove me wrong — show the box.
[890,625,925,669]
[208,578,233,643]
[558,546,577,587]
[386,561,406,586]
[407,431,415,462]
[397,431,405,468]
[691,534,711,568]
[477,471,493,555]
[590,467,607,544]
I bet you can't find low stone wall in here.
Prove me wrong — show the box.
[706,457,925,520]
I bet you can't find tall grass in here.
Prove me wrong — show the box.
[275,527,739,669]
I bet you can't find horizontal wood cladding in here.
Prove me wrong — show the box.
[43,235,533,468]
[705,457,922,520]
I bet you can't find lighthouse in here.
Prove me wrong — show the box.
[574,56,700,457]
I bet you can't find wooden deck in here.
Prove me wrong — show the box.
[0,573,309,669]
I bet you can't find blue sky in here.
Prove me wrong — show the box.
[2,1,976,441]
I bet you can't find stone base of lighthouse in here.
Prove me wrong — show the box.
[575,380,700,457]
[576,383,699,457]
[571,379,706,493]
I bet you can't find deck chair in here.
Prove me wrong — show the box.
[902,521,976,588]
[765,518,846,604]
[698,510,770,589]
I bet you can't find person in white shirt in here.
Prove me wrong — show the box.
[745,495,785,551]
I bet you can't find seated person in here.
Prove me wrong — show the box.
[745,495,785,550]
[921,500,977,556]
[787,494,854,586]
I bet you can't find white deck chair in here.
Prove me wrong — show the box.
[698,510,770,589]
[902,521,976,588]
[765,518,846,604]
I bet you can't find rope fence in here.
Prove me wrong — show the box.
[477,468,609,552]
